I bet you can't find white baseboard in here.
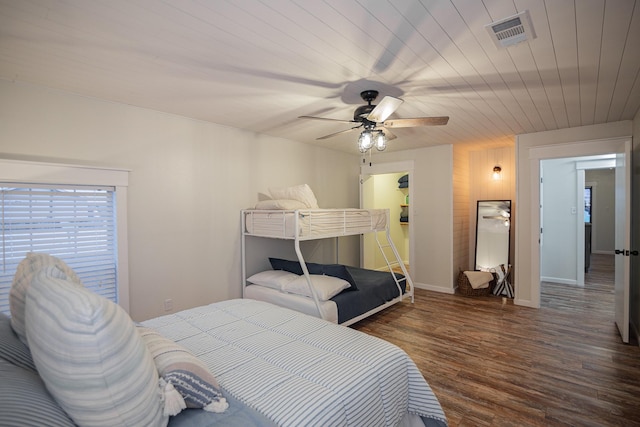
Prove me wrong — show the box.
[540,276,577,286]
[514,298,540,308]
[414,282,455,294]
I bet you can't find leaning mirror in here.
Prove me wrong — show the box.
[474,200,511,271]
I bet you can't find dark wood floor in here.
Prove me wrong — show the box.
[353,254,640,426]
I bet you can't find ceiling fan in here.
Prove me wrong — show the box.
[298,90,449,152]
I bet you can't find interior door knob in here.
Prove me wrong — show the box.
[615,249,624,255]
[631,250,639,256]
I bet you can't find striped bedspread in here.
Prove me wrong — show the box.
[142,299,446,427]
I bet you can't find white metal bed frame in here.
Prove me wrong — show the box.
[241,208,414,326]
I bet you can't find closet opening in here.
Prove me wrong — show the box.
[360,161,414,275]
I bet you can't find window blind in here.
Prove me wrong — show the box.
[1,184,117,315]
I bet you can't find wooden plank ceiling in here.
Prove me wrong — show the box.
[0,0,638,154]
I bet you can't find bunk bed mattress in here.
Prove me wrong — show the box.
[244,284,339,323]
[335,266,406,324]
[245,266,406,325]
[244,209,387,238]
[142,299,447,427]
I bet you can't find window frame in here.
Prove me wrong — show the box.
[0,159,130,312]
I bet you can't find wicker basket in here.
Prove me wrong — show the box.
[457,270,496,297]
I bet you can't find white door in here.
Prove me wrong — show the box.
[614,146,631,343]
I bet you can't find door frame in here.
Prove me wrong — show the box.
[528,137,631,321]
[360,160,414,271]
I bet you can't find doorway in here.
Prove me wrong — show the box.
[530,137,631,343]
[540,155,616,287]
[360,161,414,273]
[540,157,616,330]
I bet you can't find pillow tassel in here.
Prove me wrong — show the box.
[160,378,186,416]
[204,397,229,413]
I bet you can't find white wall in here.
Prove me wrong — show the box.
[0,80,359,321]
[515,121,633,307]
[364,145,454,293]
[540,158,579,284]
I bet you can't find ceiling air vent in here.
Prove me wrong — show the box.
[485,10,536,48]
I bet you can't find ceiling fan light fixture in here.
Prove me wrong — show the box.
[358,130,374,152]
[375,131,387,151]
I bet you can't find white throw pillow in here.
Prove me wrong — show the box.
[25,266,167,427]
[254,199,308,210]
[247,270,299,290]
[268,184,319,209]
[283,274,350,300]
[10,252,84,346]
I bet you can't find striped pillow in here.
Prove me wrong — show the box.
[137,327,228,413]
[10,252,84,346]
[25,267,168,427]
[0,358,75,427]
[0,312,36,372]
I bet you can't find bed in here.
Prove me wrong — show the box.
[144,299,447,427]
[242,207,414,326]
[1,253,447,427]
[245,261,408,324]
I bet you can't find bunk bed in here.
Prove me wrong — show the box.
[241,208,414,326]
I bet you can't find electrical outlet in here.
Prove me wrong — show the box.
[164,299,173,312]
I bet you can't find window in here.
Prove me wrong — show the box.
[0,159,129,316]
[584,186,592,223]
[1,185,117,315]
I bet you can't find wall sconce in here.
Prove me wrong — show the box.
[492,166,502,180]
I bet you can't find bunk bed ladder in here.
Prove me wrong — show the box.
[374,229,415,303]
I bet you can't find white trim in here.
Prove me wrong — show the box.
[415,282,455,294]
[0,158,129,186]
[526,137,630,310]
[576,158,615,170]
[541,276,578,285]
[577,170,585,286]
[0,158,130,312]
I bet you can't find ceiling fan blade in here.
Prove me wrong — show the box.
[316,125,362,140]
[383,116,449,128]
[366,96,403,123]
[298,115,355,124]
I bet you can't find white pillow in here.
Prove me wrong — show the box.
[10,252,84,346]
[283,274,350,300]
[247,270,299,290]
[268,184,319,209]
[25,266,167,427]
[254,199,308,210]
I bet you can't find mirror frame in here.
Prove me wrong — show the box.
[474,199,511,271]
